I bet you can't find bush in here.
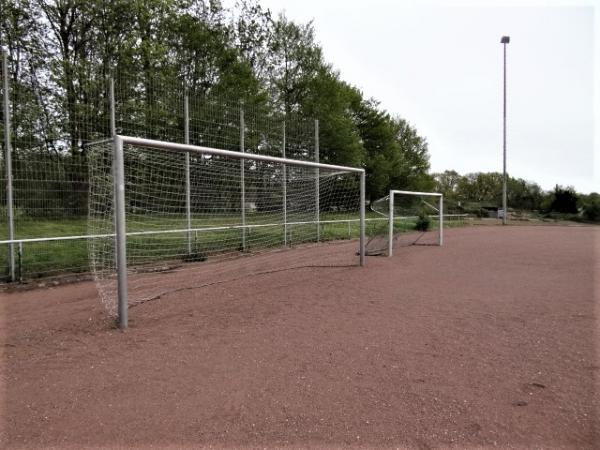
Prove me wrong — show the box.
[415,211,431,231]
[547,186,579,214]
[583,194,600,221]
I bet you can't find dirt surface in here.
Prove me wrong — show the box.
[1,225,598,449]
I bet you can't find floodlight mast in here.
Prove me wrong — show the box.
[501,35,510,225]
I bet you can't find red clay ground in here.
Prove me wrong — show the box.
[1,225,598,449]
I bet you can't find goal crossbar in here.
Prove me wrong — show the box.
[111,135,367,328]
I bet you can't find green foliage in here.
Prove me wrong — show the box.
[415,211,431,231]
[433,170,546,212]
[581,193,600,221]
[547,185,579,214]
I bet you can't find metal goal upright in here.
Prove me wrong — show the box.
[388,190,443,257]
[107,135,367,329]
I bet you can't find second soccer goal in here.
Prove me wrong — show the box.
[365,190,444,257]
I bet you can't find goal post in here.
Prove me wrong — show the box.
[93,135,366,329]
[388,190,443,257]
[364,189,445,257]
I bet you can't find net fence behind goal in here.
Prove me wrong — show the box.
[365,190,451,256]
[88,137,364,320]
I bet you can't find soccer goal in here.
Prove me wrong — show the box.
[88,136,366,328]
[365,190,443,257]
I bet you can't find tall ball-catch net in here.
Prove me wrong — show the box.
[365,191,444,256]
[88,139,362,315]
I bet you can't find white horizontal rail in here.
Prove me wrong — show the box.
[118,135,366,174]
[0,214,468,246]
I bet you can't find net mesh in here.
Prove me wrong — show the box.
[365,192,444,256]
[88,140,361,314]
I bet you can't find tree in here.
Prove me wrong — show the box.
[547,185,579,214]
[352,98,432,201]
[267,14,322,114]
[581,193,600,221]
[433,170,461,199]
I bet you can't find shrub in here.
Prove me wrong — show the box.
[415,211,431,231]
[583,194,600,221]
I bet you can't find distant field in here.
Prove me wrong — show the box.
[1,212,464,280]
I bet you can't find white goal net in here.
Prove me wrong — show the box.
[88,137,365,325]
[365,190,444,256]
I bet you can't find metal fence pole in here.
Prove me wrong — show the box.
[240,104,246,251]
[2,47,15,281]
[359,171,366,266]
[114,136,128,329]
[282,120,287,246]
[109,77,116,135]
[439,195,444,246]
[315,119,320,241]
[109,78,119,280]
[184,93,192,254]
[388,193,394,257]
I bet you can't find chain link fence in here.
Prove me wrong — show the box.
[1,48,336,282]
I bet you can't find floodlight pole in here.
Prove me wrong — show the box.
[2,47,15,281]
[501,36,510,225]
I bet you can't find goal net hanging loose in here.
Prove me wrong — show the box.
[365,190,443,257]
[88,136,366,328]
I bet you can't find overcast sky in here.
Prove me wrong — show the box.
[258,0,598,193]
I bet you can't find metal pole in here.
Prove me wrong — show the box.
[240,104,246,251]
[315,119,320,241]
[17,241,22,282]
[114,136,128,329]
[502,41,508,225]
[439,195,444,246]
[109,78,116,135]
[120,135,365,173]
[2,47,15,281]
[282,121,287,246]
[359,171,366,266]
[109,77,119,281]
[388,193,394,257]
[184,93,192,253]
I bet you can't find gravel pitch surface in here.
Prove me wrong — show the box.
[1,225,598,449]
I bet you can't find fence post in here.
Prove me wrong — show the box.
[315,119,320,241]
[388,193,394,257]
[240,103,246,251]
[359,171,366,266]
[109,77,119,277]
[439,195,444,246]
[184,93,191,254]
[2,47,15,281]
[17,241,22,282]
[282,120,287,246]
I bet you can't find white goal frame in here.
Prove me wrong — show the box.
[110,135,366,328]
[388,190,443,257]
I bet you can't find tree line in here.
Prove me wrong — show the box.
[0,0,432,202]
[433,170,599,221]
[1,0,597,219]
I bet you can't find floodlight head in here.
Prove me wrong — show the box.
[501,36,510,44]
